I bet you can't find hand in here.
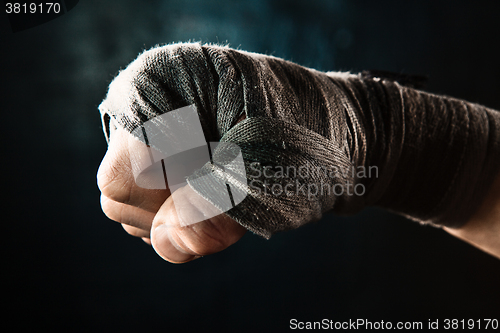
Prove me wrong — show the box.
[97,43,500,262]
[97,124,247,263]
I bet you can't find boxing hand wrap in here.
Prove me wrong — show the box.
[99,42,500,239]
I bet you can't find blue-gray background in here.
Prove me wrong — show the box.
[2,0,500,331]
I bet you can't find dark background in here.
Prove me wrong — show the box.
[2,0,499,332]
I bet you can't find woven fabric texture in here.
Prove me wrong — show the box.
[99,42,500,239]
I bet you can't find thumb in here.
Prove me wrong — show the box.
[150,185,247,263]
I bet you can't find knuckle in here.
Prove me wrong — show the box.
[100,195,121,222]
[97,158,117,192]
[97,161,133,204]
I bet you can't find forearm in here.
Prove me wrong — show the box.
[329,75,500,230]
[444,172,500,259]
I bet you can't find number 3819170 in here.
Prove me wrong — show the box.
[444,319,499,330]
[6,3,61,14]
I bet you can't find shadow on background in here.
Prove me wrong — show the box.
[2,0,499,331]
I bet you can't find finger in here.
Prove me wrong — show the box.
[100,194,155,230]
[151,185,247,263]
[97,126,170,213]
[122,224,151,238]
[142,237,152,245]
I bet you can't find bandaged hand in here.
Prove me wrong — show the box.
[97,43,500,262]
[98,122,247,263]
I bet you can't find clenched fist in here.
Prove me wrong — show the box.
[97,43,500,261]
[97,124,247,263]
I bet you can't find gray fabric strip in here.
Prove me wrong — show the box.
[99,42,500,239]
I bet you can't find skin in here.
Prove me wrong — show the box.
[97,125,500,263]
[443,173,500,259]
[97,125,246,263]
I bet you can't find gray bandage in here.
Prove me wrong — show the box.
[99,42,500,239]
